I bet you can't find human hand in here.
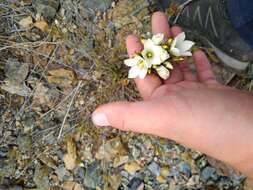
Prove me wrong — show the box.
[92,12,253,178]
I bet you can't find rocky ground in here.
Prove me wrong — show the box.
[1,0,253,189]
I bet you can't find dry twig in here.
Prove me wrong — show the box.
[57,81,83,140]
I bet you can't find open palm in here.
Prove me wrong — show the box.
[93,12,253,177]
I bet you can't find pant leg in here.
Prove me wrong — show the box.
[227,0,253,48]
[236,21,253,49]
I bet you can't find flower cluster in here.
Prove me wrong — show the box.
[124,32,195,80]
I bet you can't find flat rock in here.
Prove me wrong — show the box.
[83,162,101,189]
[33,165,50,190]
[201,166,218,183]
[81,0,113,12]
[4,58,29,83]
[147,162,160,177]
[33,0,60,21]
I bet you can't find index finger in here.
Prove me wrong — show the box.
[152,11,171,39]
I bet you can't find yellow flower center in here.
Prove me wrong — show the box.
[162,44,169,50]
[146,51,153,59]
[137,60,145,69]
[167,38,173,45]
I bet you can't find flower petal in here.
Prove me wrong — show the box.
[156,65,170,80]
[170,37,177,50]
[152,33,164,45]
[128,66,140,78]
[143,39,156,49]
[141,49,149,59]
[170,47,181,57]
[124,58,137,67]
[138,68,148,79]
[177,40,195,53]
[148,54,162,65]
[175,32,186,44]
[158,47,170,62]
[180,51,193,56]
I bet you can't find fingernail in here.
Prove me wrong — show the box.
[92,113,110,127]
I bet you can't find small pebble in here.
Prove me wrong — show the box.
[201,166,219,182]
[179,162,192,178]
[148,162,161,177]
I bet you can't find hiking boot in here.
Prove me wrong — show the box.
[156,0,253,71]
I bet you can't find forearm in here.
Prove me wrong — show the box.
[198,90,253,178]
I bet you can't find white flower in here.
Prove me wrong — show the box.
[124,55,150,79]
[141,39,170,66]
[170,32,195,57]
[152,33,164,45]
[155,65,170,80]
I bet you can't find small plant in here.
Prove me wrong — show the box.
[124,32,195,80]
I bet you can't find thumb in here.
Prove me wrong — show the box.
[92,99,182,138]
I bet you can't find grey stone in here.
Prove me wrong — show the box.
[127,177,143,190]
[74,166,85,183]
[196,156,208,169]
[17,135,32,152]
[147,162,160,177]
[218,177,233,189]
[55,165,67,181]
[79,34,95,53]
[230,174,246,186]
[33,0,60,21]
[1,58,31,97]
[0,147,8,157]
[33,164,50,190]
[179,162,191,178]
[1,80,31,97]
[0,186,22,190]
[83,162,102,189]
[201,167,218,182]
[81,0,113,12]
[131,146,141,159]
[4,58,29,83]
[120,170,129,178]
